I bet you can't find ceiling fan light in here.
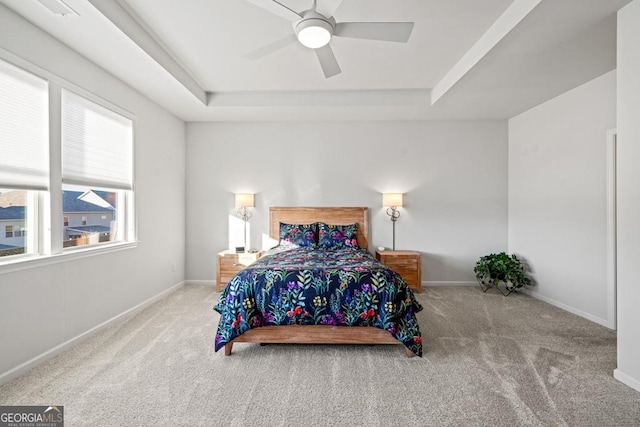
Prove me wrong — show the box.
[298,26,331,48]
[296,18,333,49]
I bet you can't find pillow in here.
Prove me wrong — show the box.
[279,222,317,247]
[317,222,358,249]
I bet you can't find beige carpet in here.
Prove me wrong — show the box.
[1,285,639,426]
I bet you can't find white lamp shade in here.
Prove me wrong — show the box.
[235,193,254,208]
[383,193,403,208]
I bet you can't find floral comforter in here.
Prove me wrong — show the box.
[213,246,423,356]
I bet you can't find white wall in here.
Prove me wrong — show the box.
[615,0,640,392]
[186,121,508,284]
[508,70,616,327]
[0,6,186,381]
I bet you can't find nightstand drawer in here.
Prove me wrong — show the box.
[219,253,259,266]
[218,255,238,269]
[384,257,419,270]
[217,250,261,291]
[218,257,246,269]
[375,250,422,293]
[391,268,419,281]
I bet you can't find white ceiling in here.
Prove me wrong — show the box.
[0,0,631,121]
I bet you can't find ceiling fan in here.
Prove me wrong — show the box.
[244,0,414,78]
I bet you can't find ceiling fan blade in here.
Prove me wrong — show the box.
[244,34,298,60]
[334,22,414,42]
[315,44,341,78]
[245,0,301,21]
[315,0,343,18]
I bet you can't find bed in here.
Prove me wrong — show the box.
[213,207,423,357]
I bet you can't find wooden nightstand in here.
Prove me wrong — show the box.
[216,250,261,291]
[376,250,422,293]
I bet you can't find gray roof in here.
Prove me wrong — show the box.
[0,191,114,220]
[63,191,115,213]
[0,206,25,220]
[66,225,111,234]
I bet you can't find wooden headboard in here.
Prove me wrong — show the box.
[270,207,369,249]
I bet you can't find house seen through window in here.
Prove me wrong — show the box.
[0,190,28,257]
[62,188,120,248]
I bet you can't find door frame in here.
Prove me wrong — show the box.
[606,128,617,330]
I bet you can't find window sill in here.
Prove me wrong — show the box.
[0,241,139,275]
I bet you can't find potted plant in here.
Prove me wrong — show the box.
[474,252,531,296]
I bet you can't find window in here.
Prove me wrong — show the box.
[0,59,47,259]
[61,90,133,250]
[0,55,136,267]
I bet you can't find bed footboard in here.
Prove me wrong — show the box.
[222,325,416,357]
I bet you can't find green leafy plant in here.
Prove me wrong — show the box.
[474,252,530,295]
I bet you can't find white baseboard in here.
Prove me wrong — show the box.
[614,369,640,392]
[525,289,612,329]
[424,281,476,287]
[185,279,216,287]
[0,281,185,386]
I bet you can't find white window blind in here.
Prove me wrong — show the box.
[62,89,133,190]
[0,59,49,190]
